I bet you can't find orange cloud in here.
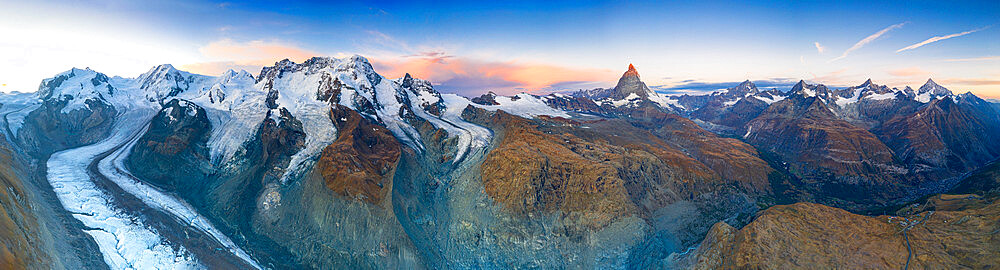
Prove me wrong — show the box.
[372,55,617,96]
[939,78,1000,86]
[939,78,1000,99]
[181,38,617,96]
[888,66,931,77]
[181,39,318,75]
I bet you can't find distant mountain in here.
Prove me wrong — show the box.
[563,64,683,114]
[688,80,787,133]
[876,93,1000,174]
[2,56,999,269]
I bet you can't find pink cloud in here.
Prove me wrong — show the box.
[888,66,931,77]
[182,39,617,96]
[372,55,617,96]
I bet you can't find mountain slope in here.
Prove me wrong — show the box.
[744,90,903,209]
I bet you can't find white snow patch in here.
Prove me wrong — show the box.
[866,92,896,101]
[752,94,786,104]
[801,87,816,97]
[835,87,863,107]
[647,92,685,110]
[915,92,932,103]
[471,93,571,118]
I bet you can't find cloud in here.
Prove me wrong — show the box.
[940,78,1000,86]
[814,42,825,53]
[829,22,906,62]
[365,30,414,53]
[943,56,1000,62]
[405,51,453,63]
[371,56,617,96]
[897,26,989,53]
[888,66,931,77]
[181,39,318,75]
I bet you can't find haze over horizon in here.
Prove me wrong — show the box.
[1,0,998,98]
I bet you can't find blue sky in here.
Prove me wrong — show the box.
[1,0,998,97]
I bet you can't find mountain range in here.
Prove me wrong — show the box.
[1,56,998,269]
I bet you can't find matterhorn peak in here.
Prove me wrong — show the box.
[623,63,640,78]
[612,63,651,99]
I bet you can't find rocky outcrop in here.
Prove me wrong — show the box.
[0,136,54,269]
[317,105,402,204]
[690,81,768,130]
[638,113,774,193]
[680,200,1000,269]
[17,97,115,157]
[745,94,903,208]
[127,99,214,192]
[876,96,1000,175]
[470,92,501,105]
[463,106,761,239]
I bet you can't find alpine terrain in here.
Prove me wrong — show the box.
[1,57,998,269]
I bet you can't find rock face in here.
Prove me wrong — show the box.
[0,136,53,269]
[876,96,1000,175]
[18,98,115,157]
[127,99,214,192]
[458,106,764,266]
[745,94,902,208]
[639,113,774,193]
[317,105,401,204]
[680,200,1000,269]
[690,81,765,129]
[609,64,651,99]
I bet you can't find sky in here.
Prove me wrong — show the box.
[1,0,998,98]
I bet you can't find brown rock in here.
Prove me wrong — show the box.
[684,201,1000,269]
[468,108,724,229]
[316,105,402,204]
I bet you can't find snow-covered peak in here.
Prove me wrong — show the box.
[137,64,212,103]
[395,73,445,115]
[219,69,254,83]
[716,80,759,98]
[611,63,653,99]
[790,80,830,99]
[859,78,874,88]
[751,90,787,104]
[918,78,952,96]
[914,78,953,103]
[35,68,117,112]
[736,80,756,91]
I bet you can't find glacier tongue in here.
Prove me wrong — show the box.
[98,111,262,269]
[46,109,202,269]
